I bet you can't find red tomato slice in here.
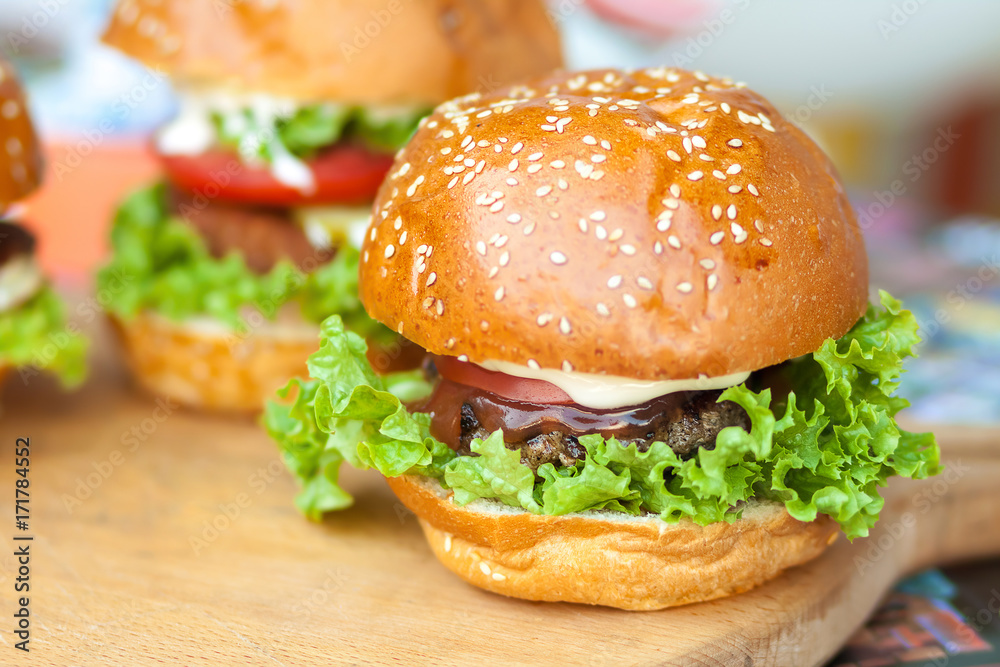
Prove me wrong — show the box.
[159,145,395,207]
[433,355,574,405]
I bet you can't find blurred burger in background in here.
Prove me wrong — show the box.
[0,58,87,389]
[97,0,562,412]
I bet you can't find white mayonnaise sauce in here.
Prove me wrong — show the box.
[478,359,751,410]
[294,205,373,251]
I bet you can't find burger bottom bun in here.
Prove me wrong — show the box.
[387,474,839,611]
[108,312,318,413]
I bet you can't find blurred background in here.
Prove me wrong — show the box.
[4,0,1000,424]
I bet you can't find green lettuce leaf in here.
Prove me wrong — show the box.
[265,291,939,539]
[211,103,428,163]
[97,183,389,341]
[0,285,88,387]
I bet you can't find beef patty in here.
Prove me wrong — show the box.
[418,375,752,473]
[168,189,331,274]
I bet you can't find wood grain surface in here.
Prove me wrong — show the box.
[1,318,999,667]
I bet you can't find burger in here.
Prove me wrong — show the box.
[0,58,87,389]
[265,68,940,610]
[96,0,562,411]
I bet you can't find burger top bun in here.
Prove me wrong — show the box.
[101,0,562,106]
[0,59,42,212]
[360,68,869,380]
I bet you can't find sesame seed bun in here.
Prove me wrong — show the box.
[108,312,316,413]
[0,59,42,211]
[101,0,562,106]
[359,68,869,379]
[387,474,839,610]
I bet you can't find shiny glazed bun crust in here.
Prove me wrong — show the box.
[360,68,869,380]
[387,475,839,610]
[0,59,42,211]
[102,0,562,105]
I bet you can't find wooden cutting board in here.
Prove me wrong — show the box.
[1,319,999,667]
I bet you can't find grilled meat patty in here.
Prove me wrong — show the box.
[168,189,331,274]
[455,389,751,472]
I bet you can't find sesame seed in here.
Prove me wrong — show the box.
[687,171,704,181]
[508,159,519,171]
[601,140,612,150]
[384,245,395,258]
[620,244,636,255]
[536,185,553,197]
[507,213,521,224]
[506,178,518,186]
[559,317,572,334]
[670,184,681,197]
[492,572,506,582]
[590,211,606,221]
[399,231,408,245]
[463,172,475,185]
[637,277,653,290]
[710,232,725,245]
[578,218,588,233]
[480,562,491,576]
[595,225,608,240]
[754,219,764,232]
[436,300,444,315]
[760,238,773,247]
[683,137,693,153]
[596,303,611,317]
[527,164,542,174]
[727,204,737,220]
[444,534,452,552]
[608,228,623,242]
[426,272,437,286]
[550,251,567,265]
[528,152,543,162]
[623,293,637,308]
[551,160,566,169]
[747,184,759,196]
[727,164,742,175]
[394,216,403,230]
[728,185,743,193]
[712,205,722,220]
[667,150,681,162]
[527,359,541,370]
[654,241,664,254]
[537,313,553,326]
[494,287,505,301]
[700,259,716,269]
[591,154,607,163]
[720,102,731,114]
[511,142,524,154]
[692,135,707,148]
[562,360,574,372]
[707,274,719,290]
[607,275,622,289]
[727,139,743,148]
[476,241,487,255]
[499,251,510,266]
[677,282,693,294]
[489,201,504,213]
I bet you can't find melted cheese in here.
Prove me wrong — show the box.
[294,205,373,251]
[0,256,43,313]
[478,359,751,410]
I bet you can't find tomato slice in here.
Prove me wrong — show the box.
[159,145,395,207]
[433,355,574,405]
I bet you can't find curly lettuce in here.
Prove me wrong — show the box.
[0,285,88,387]
[96,183,389,341]
[264,292,940,538]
